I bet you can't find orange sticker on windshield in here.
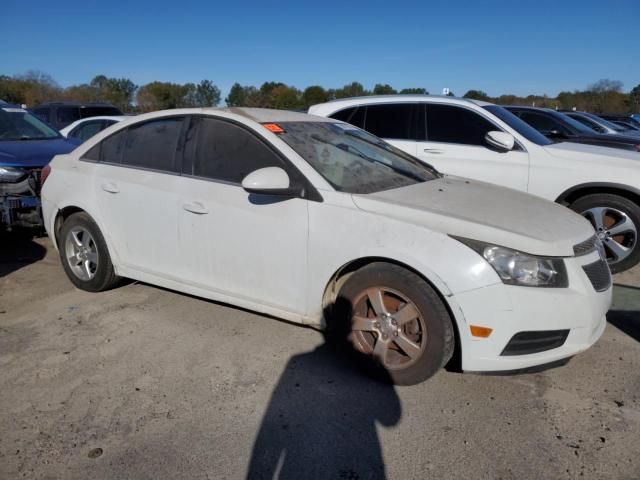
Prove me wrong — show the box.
[263,123,285,134]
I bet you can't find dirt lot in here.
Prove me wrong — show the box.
[1,233,639,479]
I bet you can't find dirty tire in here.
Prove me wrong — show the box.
[569,194,640,274]
[58,212,120,292]
[330,262,454,386]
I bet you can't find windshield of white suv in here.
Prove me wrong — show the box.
[0,107,60,141]
[277,122,439,194]
[483,105,552,146]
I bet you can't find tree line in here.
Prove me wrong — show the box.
[1,71,638,114]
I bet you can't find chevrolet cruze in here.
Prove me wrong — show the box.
[41,108,611,385]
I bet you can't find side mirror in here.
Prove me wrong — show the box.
[241,167,302,197]
[485,131,515,152]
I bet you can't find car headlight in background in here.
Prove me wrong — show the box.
[0,166,27,183]
[453,237,568,288]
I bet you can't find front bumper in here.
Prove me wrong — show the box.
[451,250,611,372]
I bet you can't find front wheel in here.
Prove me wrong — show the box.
[569,194,640,274]
[331,263,455,385]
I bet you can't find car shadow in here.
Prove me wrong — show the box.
[247,297,402,480]
[607,310,640,342]
[0,229,47,278]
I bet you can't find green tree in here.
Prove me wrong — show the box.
[463,89,491,101]
[628,84,640,113]
[194,80,221,107]
[301,85,328,108]
[334,82,368,99]
[399,88,428,94]
[372,83,397,95]
[136,81,191,111]
[226,82,247,106]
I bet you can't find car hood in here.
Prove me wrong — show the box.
[544,141,640,165]
[352,176,594,257]
[0,138,80,168]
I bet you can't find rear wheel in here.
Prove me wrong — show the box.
[569,194,640,274]
[58,212,120,291]
[331,263,454,385]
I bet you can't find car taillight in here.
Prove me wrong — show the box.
[635,144,640,152]
[41,164,51,185]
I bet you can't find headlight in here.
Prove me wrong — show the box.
[0,166,27,183]
[454,237,568,288]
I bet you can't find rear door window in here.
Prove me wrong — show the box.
[121,117,184,172]
[426,104,496,146]
[363,103,420,140]
[56,107,80,125]
[70,120,105,142]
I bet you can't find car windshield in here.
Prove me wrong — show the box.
[583,112,626,132]
[552,111,598,134]
[277,122,439,194]
[483,105,552,146]
[0,107,60,141]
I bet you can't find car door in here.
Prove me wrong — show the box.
[91,116,186,276]
[416,103,529,192]
[176,116,309,313]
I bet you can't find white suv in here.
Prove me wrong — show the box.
[310,96,640,273]
[42,108,610,385]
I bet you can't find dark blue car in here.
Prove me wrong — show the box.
[0,103,79,230]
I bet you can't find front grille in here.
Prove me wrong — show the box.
[501,330,570,356]
[582,259,612,292]
[573,235,597,256]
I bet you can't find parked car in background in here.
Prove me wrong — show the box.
[612,120,640,132]
[505,106,640,152]
[0,104,79,230]
[31,102,123,130]
[42,108,610,385]
[600,114,640,129]
[310,96,640,272]
[59,116,126,142]
[562,111,640,138]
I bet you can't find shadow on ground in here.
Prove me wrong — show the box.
[0,230,47,278]
[247,342,401,480]
[607,310,640,342]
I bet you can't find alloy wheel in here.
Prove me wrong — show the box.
[581,206,637,264]
[350,287,427,370]
[64,227,99,281]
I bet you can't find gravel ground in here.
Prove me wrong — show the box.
[1,234,639,480]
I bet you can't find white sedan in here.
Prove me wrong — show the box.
[310,96,640,273]
[41,108,611,385]
[59,116,125,142]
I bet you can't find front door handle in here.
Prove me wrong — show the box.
[182,202,209,215]
[423,148,444,154]
[101,182,119,193]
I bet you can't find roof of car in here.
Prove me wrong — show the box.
[215,107,336,123]
[308,95,493,114]
[33,101,120,108]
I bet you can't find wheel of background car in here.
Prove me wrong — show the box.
[330,262,454,385]
[569,194,640,274]
[59,212,120,291]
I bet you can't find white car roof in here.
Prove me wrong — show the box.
[308,95,494,115]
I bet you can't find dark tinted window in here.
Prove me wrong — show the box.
[187,117,284,183]
[427,104,496,145]
[71,120,105,142]
[483,105,552,146]
[122,117,184,172]
[32,108,49,123]
[100,129,126,163]
[518,112,567,135]
[80,106,123,118]
[364,104,418,140]
[83,143,100,161]
[330,107,365,128]
[56,107,80,125]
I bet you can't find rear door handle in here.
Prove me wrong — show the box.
[423,148,444,154]
[182,202,209,215]
[101,182,119,193]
